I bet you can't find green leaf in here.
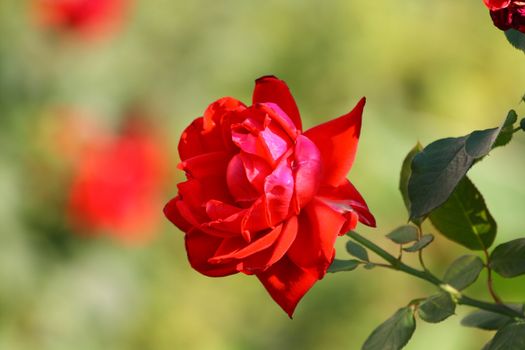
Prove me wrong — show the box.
[505,29,525,54]
[328,259,360,273]
[346,240,369,262]
[417,292,456,323]
[490,238,525,278]
[493,110,518,148]
[399,142,423,214]
[461,306,524,330]
[362,307,416,350]
[488,322,525,350]
[403,234,434,252]
[363,262,376,270]
[442,255,484,290]
[408,122,505,219]
[386,225,419,245]
[520,118,525,131]
[429,176,497,250]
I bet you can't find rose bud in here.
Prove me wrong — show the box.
[68,116,168,243]
[483,0,525,33]
[164,76,375,317]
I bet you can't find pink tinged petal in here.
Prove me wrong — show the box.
[258,102,299,140]
[287,198,346,277]
[185,229,239,277]
[259,124,290,161]
[256,255,319,318]
[264,158,294,225]
[179,152,230,179]
[303,97,366,187]
[252,75,303,131]
[241,216,298,273]
[318,180,376,228]
[292,135,322,211]
[226,154,260,203]
[239,152,272,192]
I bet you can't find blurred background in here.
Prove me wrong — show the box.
[1,1,524,349]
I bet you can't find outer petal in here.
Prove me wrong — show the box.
[185,229,239,277]
[318,180,376,228]
[256,255,319,318]
[287,197,346,277]
[303,97,365,187]
[252,76,302,131]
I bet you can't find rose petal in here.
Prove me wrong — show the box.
[242,216,298,273]
[226,154,260,203]
[179,152,230,179]
[252,76,302,131]
[263,157,294,225]
[239,152,272,192]
[303,97,365,187]
[256,255,318,318]
[179,98,246,161]
[287,197,346,277]
[292,135,322,211]
[185,229,239,277]
[318,180,376,228]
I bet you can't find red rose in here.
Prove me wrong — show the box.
[483,0,525,32]
[164,76,375,317]
[33,0,130,39]
[68,117,168,243]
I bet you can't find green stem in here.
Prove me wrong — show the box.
[347,231,524,320]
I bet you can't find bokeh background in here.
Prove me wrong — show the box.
[1,1,524,349]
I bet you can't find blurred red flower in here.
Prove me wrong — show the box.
[164,76,375,317]
[68,117,168,243]
[483,0,525,33]
[34,0,130,39]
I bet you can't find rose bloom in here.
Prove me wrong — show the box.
[164,76,375,317]
[483,0,525,32]
[68,117,168,243]
[33,0,129,38]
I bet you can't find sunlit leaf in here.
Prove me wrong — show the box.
[362,307,416,350]
[490,238,525,278]
[399,142,423,219]
[442,255,484,290]
[386,225,419,245]
[429,177,497,250]
[418,292,456,323]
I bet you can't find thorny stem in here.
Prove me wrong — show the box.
[483,249,503,304]
[347,231,525,320]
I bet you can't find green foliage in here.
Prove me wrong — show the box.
[442,255,484,290]
[490,238,525,278]
[487,322,525,350]
[402,234,434,252]
[417,292,456,323]
[461,306,524,330]
[493,110,517,148]
[346,240,369,262]
[505,29,525,54]
[386,225,419,245]
[362,307,416,350]
[429,177,497,250]
[521,118,525,131]
[328,259,360,273]
[399,142,423,220]
[408,123,505,219]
